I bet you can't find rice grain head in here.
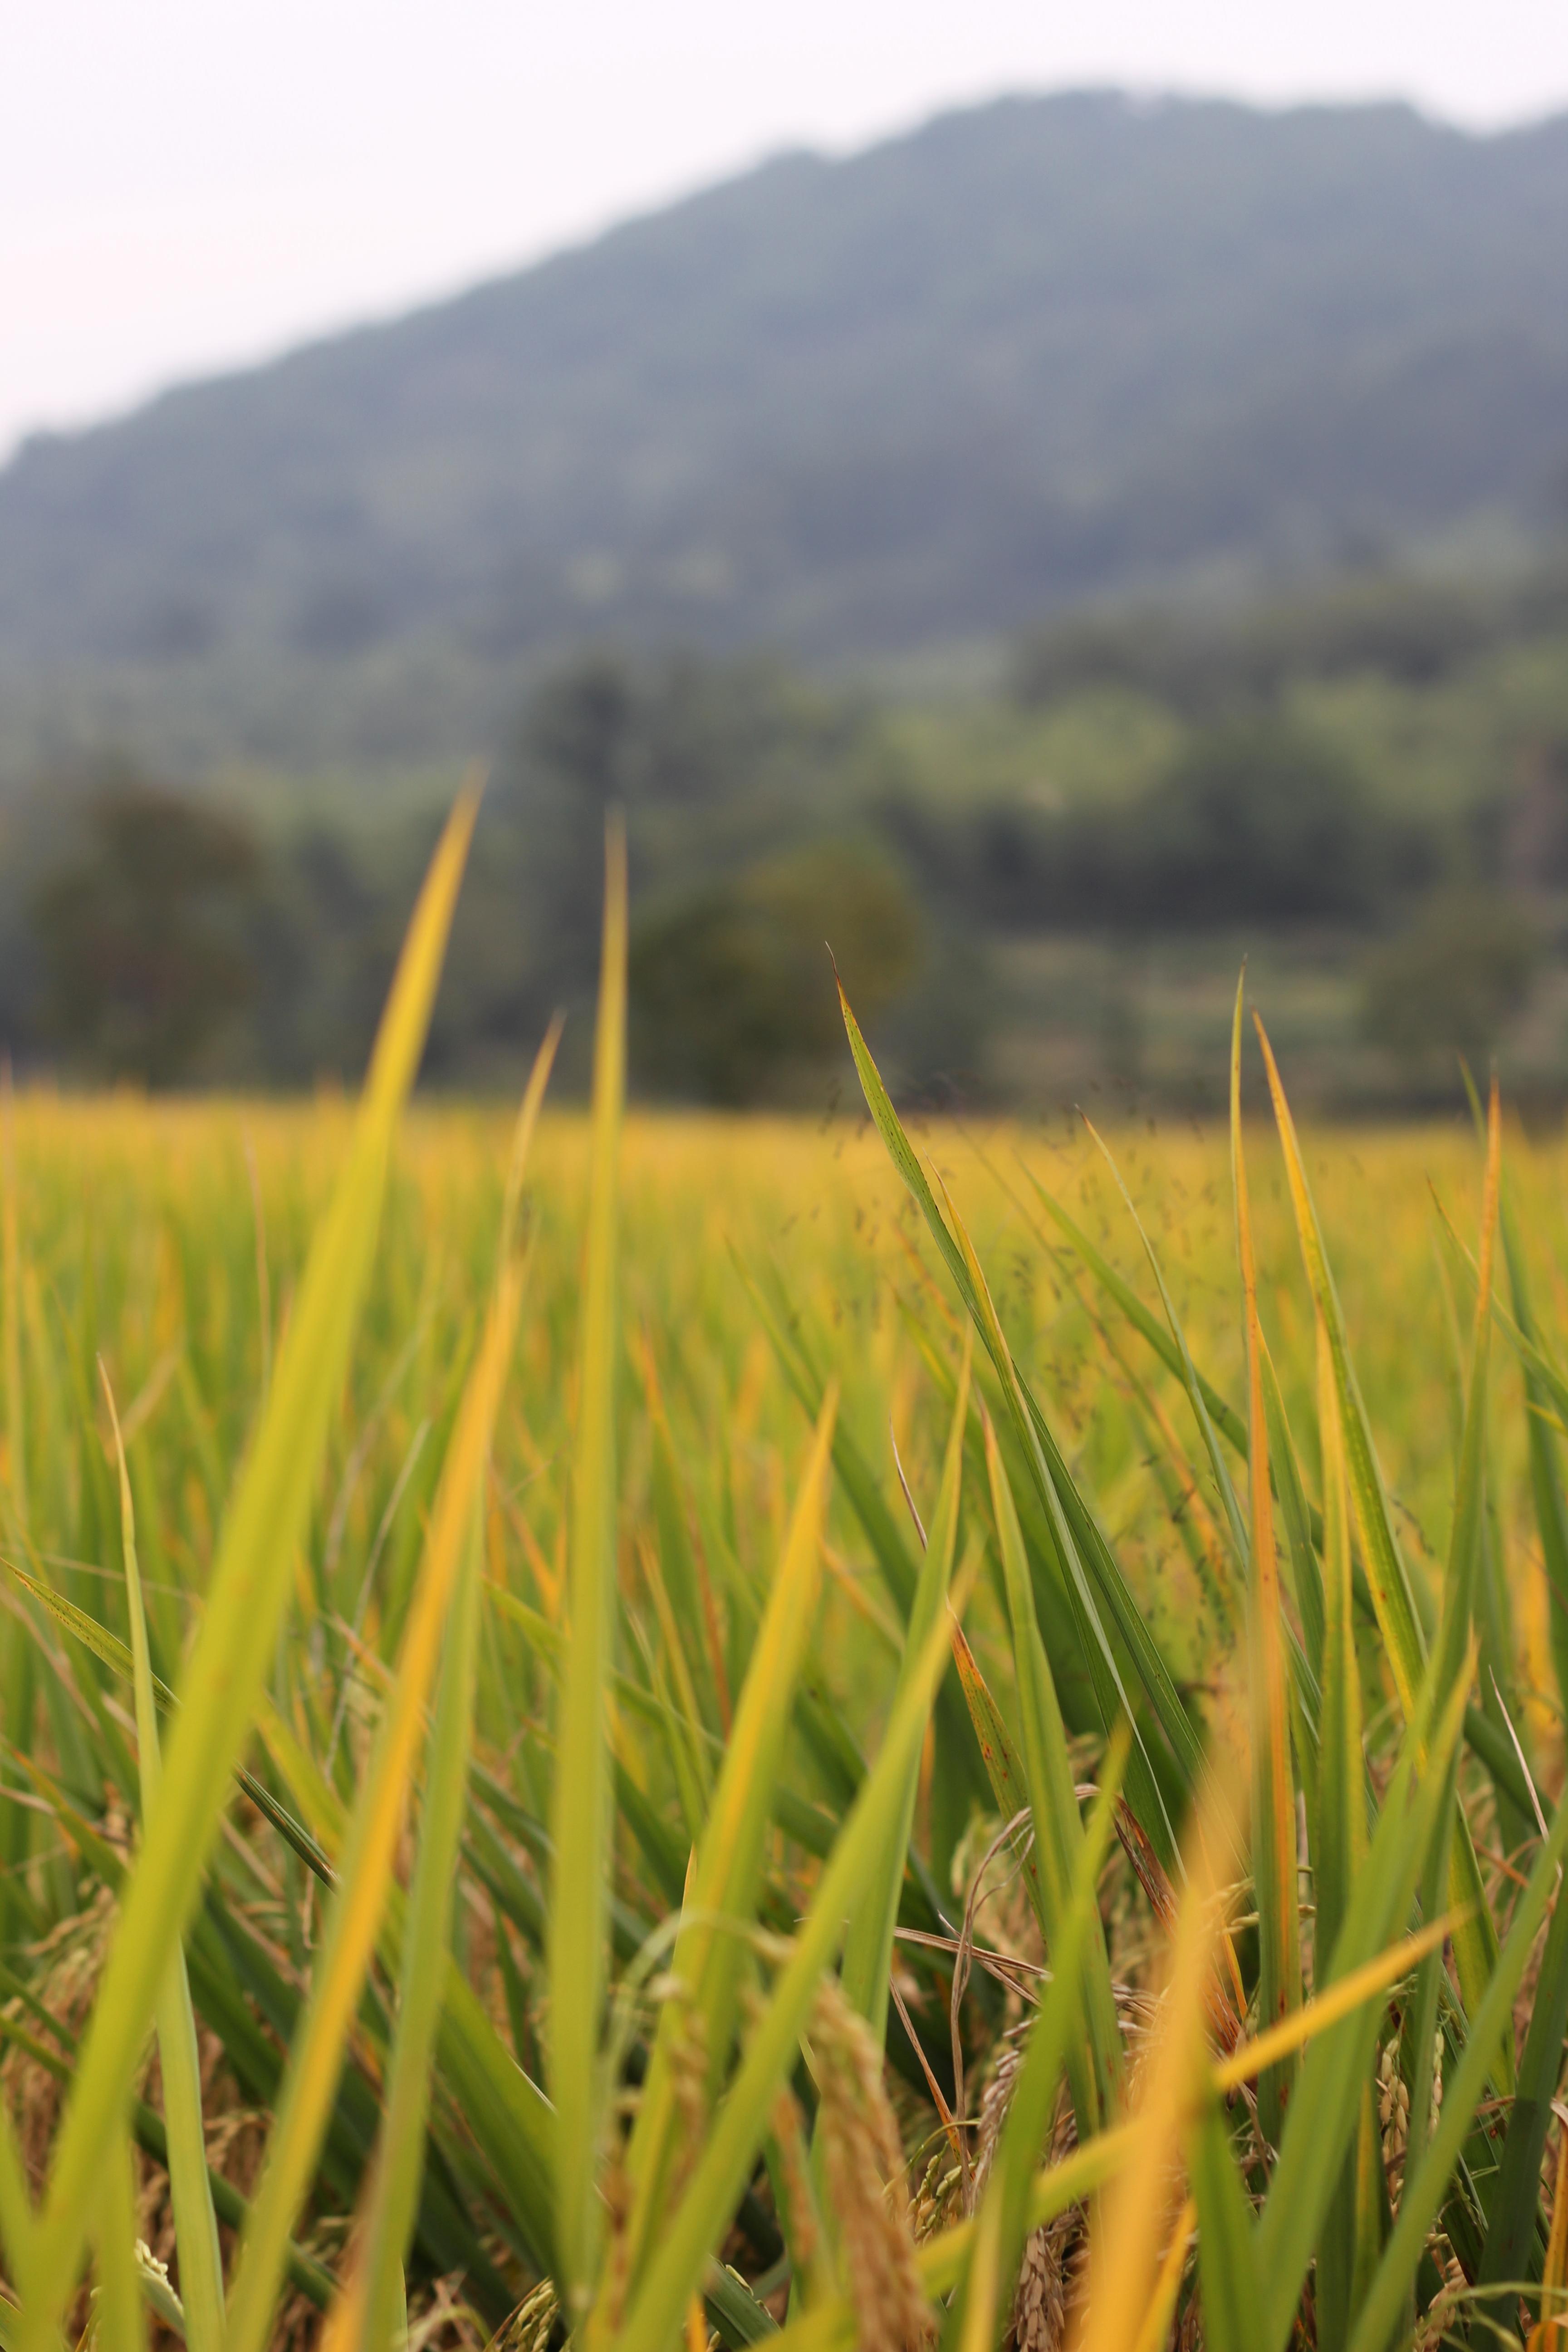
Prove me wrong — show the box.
[809,1973,932,2352]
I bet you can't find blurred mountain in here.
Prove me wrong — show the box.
[3,88,1567,683]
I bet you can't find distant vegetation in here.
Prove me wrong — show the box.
[0,89,1565,1115]
[31,774,260,1083]
[0,91,1565,701]
[2,559,1567,1111]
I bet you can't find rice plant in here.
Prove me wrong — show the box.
[0,802,1566,2347]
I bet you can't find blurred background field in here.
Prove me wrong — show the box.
[6,1086,1552,1736]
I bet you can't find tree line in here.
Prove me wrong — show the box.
[3,627,1562,1102]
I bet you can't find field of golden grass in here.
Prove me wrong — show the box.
[4,819,1568,2350]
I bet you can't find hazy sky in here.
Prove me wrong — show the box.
[3,0,1566,461]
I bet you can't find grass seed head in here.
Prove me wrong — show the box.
[485,2277,559,2352]
[809,1973,931,2352]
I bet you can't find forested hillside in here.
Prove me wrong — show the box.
[0,88,1565,714]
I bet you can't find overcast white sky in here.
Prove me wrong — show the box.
[2,0,1566,462]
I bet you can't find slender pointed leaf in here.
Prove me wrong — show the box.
[1311,1312,1371,2349]
[549,818,626,2323]
[337,1494,487,2352]
[613,1563,977,2352]
[941,1743,1125,2352]
[1230,980,1300,2143]
[983,1411,1121,2129]
[1348,1773,1568,2352]
[95,2131,151,2352]
[840,1336,969,2043]
[1254,1014,1504,2081]
[1255,1669,1473,2350]
[1475,1802,1568,2298]
[618,1389,838,2307]
[101,1366,225,2352]
[1078,1768,1234,2352]
[1188,2096,1263,2352]
[838,980,1198,1864]
[19,787,479,2350]
[225,1260,520,2352]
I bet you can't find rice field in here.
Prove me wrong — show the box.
[2,800,1568,2349]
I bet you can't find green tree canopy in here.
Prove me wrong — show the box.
[33,777,260,1083]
